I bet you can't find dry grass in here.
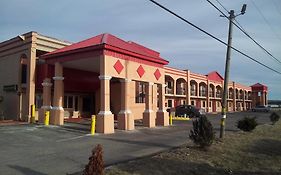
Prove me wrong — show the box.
[106,115,281,175]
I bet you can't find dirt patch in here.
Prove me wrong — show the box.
[106,120,281,175]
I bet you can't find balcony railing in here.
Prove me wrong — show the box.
[165,88,173,94]
[176,88,186,95]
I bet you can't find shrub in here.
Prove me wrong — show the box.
[237,117,258,132]
[269,112,280,124]
[83,144,104,175]
[189,115,215,148]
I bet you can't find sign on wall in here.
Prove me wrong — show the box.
[3,85,18,92]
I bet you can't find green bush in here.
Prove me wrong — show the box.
[269,112,280,124]
[189,115,215,148]
[237,117,258,132]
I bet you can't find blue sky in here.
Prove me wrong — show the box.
[0,0,281,99]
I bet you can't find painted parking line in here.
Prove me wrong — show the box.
[55,133,99,142]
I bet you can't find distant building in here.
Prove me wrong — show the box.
[0,32,268,133]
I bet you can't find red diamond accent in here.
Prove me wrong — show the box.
[154,69,161,80]
[113,60,124,74]
[137,65,145,78]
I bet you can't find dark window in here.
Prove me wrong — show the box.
[21,64,27,84]
[168,100,172,107]
[135,81,145,103]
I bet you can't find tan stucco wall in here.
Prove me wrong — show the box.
[104,55,165,84]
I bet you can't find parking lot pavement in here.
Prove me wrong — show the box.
[0,111,273,175]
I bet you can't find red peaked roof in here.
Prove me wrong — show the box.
[251,83,267,88]
[206,71,224,82]
[42,33,168,65]
[251,83,268,91]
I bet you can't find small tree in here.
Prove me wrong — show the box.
[189,115,215,148]
[83,144,104,175]
[269,112,280,125]
[237,117,258,132]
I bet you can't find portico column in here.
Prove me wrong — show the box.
[206,80,210,113]
[243,91,246,111]
[118,79,134,130]
[233,82,236,111]
[186,70,191,105]
[156,84,169,126]
[143,82,156,127]
[96,75,114,134]
[50,62,64,125]
[39,78,52,123]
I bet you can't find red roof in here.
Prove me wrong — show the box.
[251,83,267,88]
[251,83,268,91]
[42,33,168,65]
[206,71,224,82]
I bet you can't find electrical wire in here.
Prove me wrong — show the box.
[148,0,281,75]
[251,0,281,42]
[206,0,281,65]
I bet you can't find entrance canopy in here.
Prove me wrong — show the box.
[41,33,169,76]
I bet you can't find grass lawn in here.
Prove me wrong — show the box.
[106,114,281,175]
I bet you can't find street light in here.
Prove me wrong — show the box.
[220,4,247,139]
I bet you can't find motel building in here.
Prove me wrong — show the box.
[0,31,268,134]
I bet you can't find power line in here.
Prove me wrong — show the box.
[148,0,281,75]
[251,0,281,42]
[206,0,281,65]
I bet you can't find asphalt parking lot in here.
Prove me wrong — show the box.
[0,111,273,175]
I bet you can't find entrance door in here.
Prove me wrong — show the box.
[196,100,201,108]
[212,101,216,112]
[82,95,95,118]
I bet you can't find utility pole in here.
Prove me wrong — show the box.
[220,5,247,139]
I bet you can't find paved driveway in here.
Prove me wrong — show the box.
[0,111,272,175]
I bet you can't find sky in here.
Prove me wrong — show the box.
[0,0,281,100]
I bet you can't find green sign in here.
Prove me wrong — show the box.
[3,85,18,92]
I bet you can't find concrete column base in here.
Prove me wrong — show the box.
[50,109,64,125]
[143,111,156,128]
[156,110,169,126]
[118,112,134,130]
[96,112,114,134]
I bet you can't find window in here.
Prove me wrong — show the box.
[183,100,186,105]
[209,102,212,107]
[209,86,214,97]
[168,100,172,107]
[191,100,195,106]
[21,64,27,84]
[191,83,196,96]
[202,101,206,107]
[199,84,207,97]
[135,81,145,103]
[64,95,74,108]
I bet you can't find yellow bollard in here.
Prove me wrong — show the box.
[44,111,50,126]
[169,114,173,125]
[31,105,36,124]
[91,115,96,135]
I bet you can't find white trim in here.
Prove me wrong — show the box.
[52,106,64,110]
[144,109,154,113]
[41,106,52,110]
[41,82,52,87]
[148,82,154,86]
[98,75,112,80]
[120,79,131,83]
[53,76,64,81]
[98,110,112,115]
[118,110,132,114]
[157,109,166,113]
